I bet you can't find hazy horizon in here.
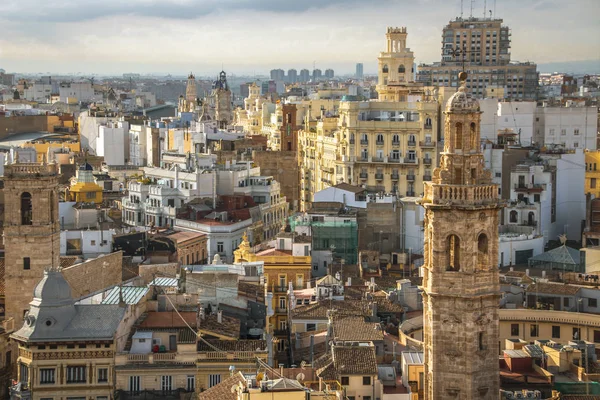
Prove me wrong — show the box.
[1,0,599,76]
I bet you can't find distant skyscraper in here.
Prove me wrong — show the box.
[270,69,285,81]
[287,69,298,83]
[240,83,251,98]
[356,63,364,79]
[324,69,334,79]
[299,69,310,82]
[312,69,322,81]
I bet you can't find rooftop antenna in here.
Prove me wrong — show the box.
[483,0,487,18]
[470,0,474,18]
[493,0,496,19]
[460,0,464,19]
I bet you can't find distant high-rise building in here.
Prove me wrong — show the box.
[417,17,538,100]
[355,63,364,79]
[312,69,322,81]
[270,69,285,81]
[299,69,310,82]
[240,82,251,98]
[287,69,298,83]
[324,69,334,79]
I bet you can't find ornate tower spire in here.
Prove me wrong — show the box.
[421,73,503,399]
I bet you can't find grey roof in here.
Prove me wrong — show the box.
[529,245,581,265]
[102,286,148,305]
[265,378,305,391]
[11,270,126,343]
[402,351,424,365]
[150,277,178,287]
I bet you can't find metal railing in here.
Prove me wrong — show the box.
[375,173,384,180]
[407,174,415,181]
[408,140,416,147]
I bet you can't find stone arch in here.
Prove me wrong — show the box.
[509,210,518,223]
[455,122,463,150]
[477,232,489,269]
[446,234,461,271]
[398,64,406,73]
[21,192,33,225]
[382,64,389,73]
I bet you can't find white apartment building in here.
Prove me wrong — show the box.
[59,81,99,103]
[97,121,130,166]
[535,105,597,150]
[78,110,120,154]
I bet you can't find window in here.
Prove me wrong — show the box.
[592,178,597,189]
[216,242,224,253]
[382,64,388,73]
[534,194,541,203]
[363,376,371,385]
[561,129,566,135]
[495,172,501,178]
[530,324,539,337]
[187,375,195,392]
[510,324,519,336]
[209,374,221,388]
[23,257,30,270]
[552,326,561,338]
[278,297,286,310]
[590,298,598,308]
[129,376,141,393]
[66,366,86,383]
[509,210,518,223]
[40,368,55,384]
[549,128,555,136]
[307,323,316,332]
[398,64,406,73]
[341,376,349,385]
[573,327,581,340]
[563,297,570,308]
[455,122,463,149]
[161,375,172,391]
[478,332,485,350]
[21,192,32,225]
[98,368,108,383]
[279,274,286,289]
[296,274,304,289]
[574,128,580,135]
[304,245,309,256]
[446,234,460,271]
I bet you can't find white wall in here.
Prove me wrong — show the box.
[498,235,545,267]
[553,151,585,242]
[98,122,128,166]
[313,187,367,209]
[60,229,113,257]
[538,106,597,150]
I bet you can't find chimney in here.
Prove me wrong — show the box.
[525,269,530,277]
[217,310,222,324]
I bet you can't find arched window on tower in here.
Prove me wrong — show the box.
[510,210,518,223]
[477,233,489,269]
[455,122,463,150]
[398,65,406,73]
[470,122,477,150]
[446,234,460,271]
[21,192,32,225]
[382,64,389,73]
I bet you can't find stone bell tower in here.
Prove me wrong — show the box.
[421,73,503,400]
[3,162,60,328]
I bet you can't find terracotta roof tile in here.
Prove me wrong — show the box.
[198,313,240,340]
[332,345,378,375]
[197,339,267,352]
[332,316,384,342]
[60,256,79,268]
[198,371,247,400]
[527,282,584,296]
[291,300,370,320]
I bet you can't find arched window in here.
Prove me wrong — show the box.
[376,134,384,144]
[382,64,389,73]
[528,211,535,226]
[510,210,518,223]
[478,233,489,269]
[392,134,400,144]
[21,192,32,225]
[350,133,355,143]
[470,122,477,149]
[425,117,432,127]
[446,234,460,271]
[455,122,463,150]
[398,65,406,73]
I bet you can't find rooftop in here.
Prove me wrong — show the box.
[198,313,240,340]
[527,281,584,296]
[332,316,384,342]
[139,311,196,329]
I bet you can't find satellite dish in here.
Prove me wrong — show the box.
[296,372,305,381]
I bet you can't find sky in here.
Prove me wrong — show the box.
[0,0,598,76]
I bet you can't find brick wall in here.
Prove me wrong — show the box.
[62,251,123,298]
[138,262,179,284]
[252,150,299,211]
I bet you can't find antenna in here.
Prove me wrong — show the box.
[493,0,496,19]
[470,0,474,18]
[483,0,487,18]
[460,0,463,19]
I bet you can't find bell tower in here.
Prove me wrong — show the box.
[3,162,60,328]
[421,73,503,399]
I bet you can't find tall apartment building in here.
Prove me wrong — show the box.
[270,69,285,81]
[287,69,298,83]
[299,69,310,83]
[417,17,538,100]
[356,63,364,79]
[324,69,335,79]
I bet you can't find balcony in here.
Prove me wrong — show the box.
[513,183,545,193]
[389,157,401,163]
[349,139,355,144]
[392,140,400,146]
[360,139,369,145]
[122,199,141,210]
[423,175,432,181]
[424,124,432,130]
[423,157,432,165]
[406,191,415,197]
[375,173,384,180]
[407,174,415,181]
[376,140,384,146]
[372,157,384,162]
[391,174,399,180]
[419,140,436,148]
[404,158,417,165]
[408,140,416,147]
[359,173,368,179]
[521,220,538,227]
[113,389,195,400]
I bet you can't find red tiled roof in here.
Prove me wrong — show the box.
[139,311,197,329]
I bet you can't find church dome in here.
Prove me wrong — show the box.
[446,82,480,113]
[32,270,73,307]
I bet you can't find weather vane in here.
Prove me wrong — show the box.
[450,43,470,82]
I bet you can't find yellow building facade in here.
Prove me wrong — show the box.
[585,150,600,198]
[68,163,103,203]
